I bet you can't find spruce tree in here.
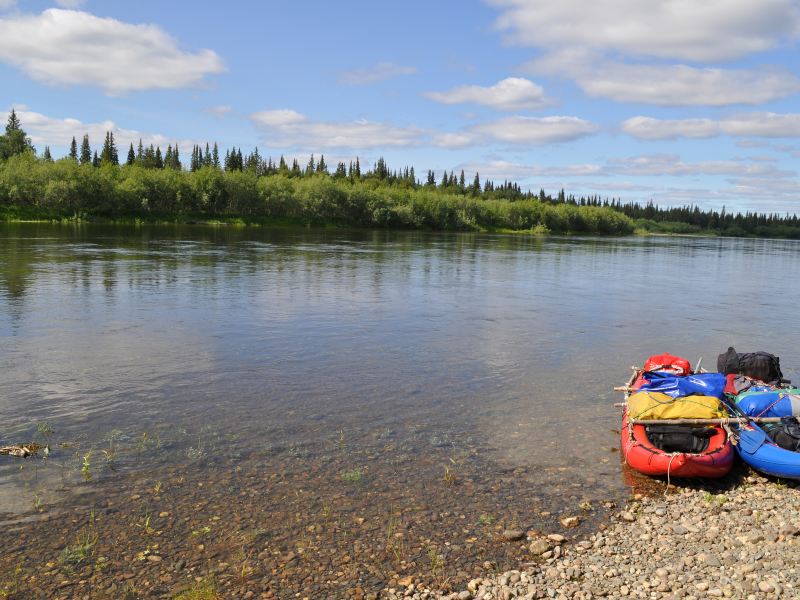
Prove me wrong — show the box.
[80,134,92,165]
[69,136,78,161]
[42,146,53,162]
[317,154,327,174]
[127,143,136,166]
[137,139,144,163]
[100,131,119,165]
[306,154,315,176]
[155,147,163,169]
[0,108,34,159]
[92,150,99,168]
[212,143,220,169]
[471,172,481,196]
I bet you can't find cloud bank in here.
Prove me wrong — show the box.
[0,9,224,94]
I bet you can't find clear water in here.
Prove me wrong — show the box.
[2,224,800,518]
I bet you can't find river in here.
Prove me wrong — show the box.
[1,223,799,597]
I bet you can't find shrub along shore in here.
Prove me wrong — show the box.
[0,154,634,235]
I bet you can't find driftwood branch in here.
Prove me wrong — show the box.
[0,445,39,458]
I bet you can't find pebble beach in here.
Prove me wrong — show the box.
[388,471,800,600]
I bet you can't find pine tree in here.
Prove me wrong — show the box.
[204,143,211,167]
[155,146,163,169]
[459,170,466,193]
[278,155,288,173]
[426,170,436,186]
[127,143,136,166]
[317,154,327,174]
[92,150,99,168]
[69,136,78,161]
[306,154,315,176]
[212,143,220,169]
[42,146,53,162]
[354,157,361,178]
[137,139,144,163]
[80,134,92,165]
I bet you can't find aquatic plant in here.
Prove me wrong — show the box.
[173,577,219,600]
[341,468,365,483]
[81,451,92,481]
[59,509,98,567]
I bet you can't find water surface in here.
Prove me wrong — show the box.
[2,224,799,596]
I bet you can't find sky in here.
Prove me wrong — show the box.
[1,0,800,214]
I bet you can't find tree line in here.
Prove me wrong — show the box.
[0,110,797,238]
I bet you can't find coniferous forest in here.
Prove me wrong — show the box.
[2,110,800,238]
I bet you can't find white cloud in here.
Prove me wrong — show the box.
[1,108,203,154]
[0,0,16,10]
[607,154,794,178]
[452,160,606,182]
[721,112,800,137]
[251,109,306,127]
[623,113,800,140]
[622,117,721,140]
[469,116,599,145]
[0,9,224,94]
[581,64,798,106]
[206,105,232,119]
[251,109,597,150]
[487,0,800,62]
[527,50,800,106]
[54,0,85,7]
[430,132,475,149]
[251,110,423,149]
[337,62,416,85]
[425,77,550,111]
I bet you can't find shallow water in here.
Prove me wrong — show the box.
[2,224,800,595]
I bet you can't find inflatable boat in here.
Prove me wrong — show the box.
[620,355,734,479]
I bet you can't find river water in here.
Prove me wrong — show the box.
[2,223,799,596]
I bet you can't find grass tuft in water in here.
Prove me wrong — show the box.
[341,468,365,483]
[173,577,219,600]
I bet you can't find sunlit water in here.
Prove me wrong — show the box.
[3,224,800,519]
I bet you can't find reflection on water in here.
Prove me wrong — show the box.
[3,224,800,517]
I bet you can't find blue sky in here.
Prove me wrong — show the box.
[1,0,800,214]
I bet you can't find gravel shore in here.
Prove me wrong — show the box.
[387,473,800,600]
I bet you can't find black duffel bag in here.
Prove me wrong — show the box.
[645,425,715,453]
[717,346,783,385]
[767,417,800,451]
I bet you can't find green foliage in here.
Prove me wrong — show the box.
[0,158,635,234]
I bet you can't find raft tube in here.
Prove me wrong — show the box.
[621,408,734,478]
[735,422,800,480]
